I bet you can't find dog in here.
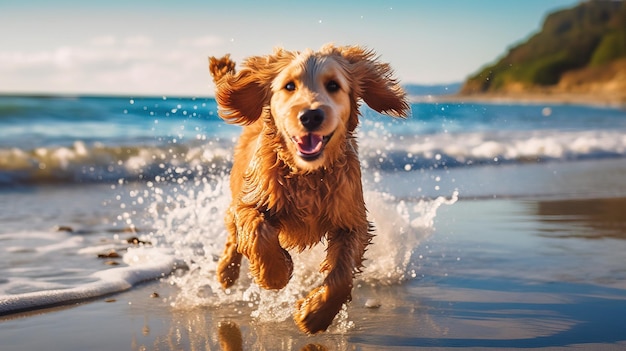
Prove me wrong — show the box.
[208,44,409,334]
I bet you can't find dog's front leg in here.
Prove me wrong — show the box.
[235,206,293,290]
[294,225,372,334]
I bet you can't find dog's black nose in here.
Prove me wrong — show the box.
[299,109,324,131]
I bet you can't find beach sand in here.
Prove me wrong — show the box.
[2,162,626,350]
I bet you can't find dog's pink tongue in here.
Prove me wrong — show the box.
[296,133,324,155]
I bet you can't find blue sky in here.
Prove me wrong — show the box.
[0,0,579,96]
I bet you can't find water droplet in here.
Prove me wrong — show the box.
[365,298,381,308]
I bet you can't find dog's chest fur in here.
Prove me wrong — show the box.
[273,168,336,249]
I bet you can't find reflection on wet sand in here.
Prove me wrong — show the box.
[218,321,243,351]
[130,300,339,351]
[218,321,327,351]
[534,197,626,239]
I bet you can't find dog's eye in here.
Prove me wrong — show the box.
[284,81,296,91]
[326,80,340,93]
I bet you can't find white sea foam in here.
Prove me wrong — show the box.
[0,247,174,315]
[360,129,626,172]
[0,228,174,315]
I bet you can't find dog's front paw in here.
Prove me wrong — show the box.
[294,286,344,334]
[251,247,293,290]
[217,255,241,289]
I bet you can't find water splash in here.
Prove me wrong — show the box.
[144,168,457,325]
[362,190,458,285]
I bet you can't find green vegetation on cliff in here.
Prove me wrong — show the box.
[462,0,626,94]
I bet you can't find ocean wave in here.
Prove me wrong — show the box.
[361,129,626,171]
[1,129,625,186]
[0,140,233,186]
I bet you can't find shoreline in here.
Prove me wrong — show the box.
[412,91,626,109]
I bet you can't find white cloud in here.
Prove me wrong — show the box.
[0,34,222,96]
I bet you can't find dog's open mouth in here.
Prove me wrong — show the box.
[292,133,333,160]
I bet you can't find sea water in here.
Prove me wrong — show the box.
[1,95,625,321]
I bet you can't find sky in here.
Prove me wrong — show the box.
[0,0,580,97]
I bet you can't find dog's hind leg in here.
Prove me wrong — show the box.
[217,207,243,288]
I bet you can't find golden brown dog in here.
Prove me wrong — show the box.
[209,44,409,334]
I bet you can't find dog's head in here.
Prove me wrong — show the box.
[211,44,409,171]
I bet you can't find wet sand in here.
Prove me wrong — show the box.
[2,193,626,350]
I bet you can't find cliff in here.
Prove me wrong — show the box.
[459,0,626,104]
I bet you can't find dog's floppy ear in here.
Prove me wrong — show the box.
[209,54,236,84]
[340,46,410,118]
[209,55,272,125]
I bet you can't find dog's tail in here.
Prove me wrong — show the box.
[209,54,236,83]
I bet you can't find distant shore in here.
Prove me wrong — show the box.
[412,91,626,109]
